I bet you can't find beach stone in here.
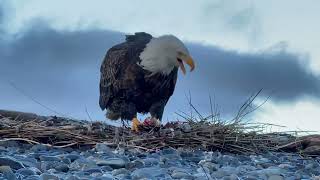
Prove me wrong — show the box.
[179,123,191,132]
[0,156,24,170]
[161,148,177,155]
[84,168,103,174]
[99,174,114,180]
[19,157,38,168]
[127,159,144,169]
[171,171,193,179]
[39,155,60,162]
[212,169,231,178]
[0,147,8,153]
[143,158,159,166]
[223,174,240,180]
[278,163,295,169]
[64,154,80,162]
[258,167,284,175]
[101,165,113,172]
[112,168,130,176]
[40,161,62,171]
[16,167,37,176]
[30,145,48,152]
[95,143,112,154]
[96,158,126,169]
[131,167,166,179]
[54,163,69,172]
[65,175,80,180]
[24,175,41,180]
[0,166,16,180]
[39,173,59,180]
[61,158,71,164]
[268,175,284,180]
[69,158,97,170]
[199,162,219,173]
[219,155,240,166]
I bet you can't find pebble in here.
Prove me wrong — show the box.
[95,143,112,154]
[0,166,16,180]
[39,155,61,162]
[112,168,130,176]
[96,158,126,169]
[268,175,285,180]
[39,173,59,180]
[0,156,25,169]
[0,141,319,179]
[54,163,69,172]
[171,171,193,179]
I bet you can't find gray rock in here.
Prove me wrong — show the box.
[257,167,285,175]
[61,158,71,164]
[101,165,113,172]
[40,161,60,171]
[39,155,60,162]
[54,163,69,172]
[112,168,130,176]
[223,174,240,180]
[19,157,38,168]
[143,158,159,166]
[278,163,294,169]
[65,175,80,180]
[95,143,111,154]
[64,154,80,162]
[218,155,240,166]
[69,158,97,171]
[98,173,113,180]
[24,175,41,180]
[132,167,166,179]
[212,170,229,178]
[30,145,48,152]
[179,123,191,132]
[16,167,37,176]
[127,159,144,169]
[39,173,59,180]
[84,168,103,174]
[0,156,24,170]
[171,171,193,179]
[0,147,8,153]
[199,162,219,173]
[161,148,178,155]
[0,166,16,180]
[96,158,126,169]
[268,175,284,180]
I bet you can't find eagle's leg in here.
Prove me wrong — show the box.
[131,117,141,132]
[149,99,167,127]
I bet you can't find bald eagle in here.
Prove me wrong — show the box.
[99,32,195,131]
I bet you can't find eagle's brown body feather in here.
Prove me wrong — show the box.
[99,32,177,120]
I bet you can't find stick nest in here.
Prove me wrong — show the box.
[0,109,306,155]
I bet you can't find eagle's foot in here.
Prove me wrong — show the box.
[131,117,141,132]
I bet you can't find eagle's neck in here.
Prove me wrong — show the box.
[138,38,176,75]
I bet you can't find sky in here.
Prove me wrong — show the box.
[0,0,319,132]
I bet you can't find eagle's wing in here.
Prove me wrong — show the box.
[99,45,126,110]
[99,33,152,110]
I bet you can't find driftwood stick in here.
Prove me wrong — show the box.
[0,109,46,121]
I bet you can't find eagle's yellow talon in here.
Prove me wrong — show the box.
[132,118,140,132]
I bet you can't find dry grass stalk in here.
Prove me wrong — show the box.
[0,91,314,154]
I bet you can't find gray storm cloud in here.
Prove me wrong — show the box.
[0,20,319,120]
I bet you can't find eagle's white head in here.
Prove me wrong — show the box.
[139,35,195,75]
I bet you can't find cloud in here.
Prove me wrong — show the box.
[0,2,4,33]
[186,43,319,101]
[0,20,318,121]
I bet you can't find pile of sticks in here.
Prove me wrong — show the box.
[0,109,303,154]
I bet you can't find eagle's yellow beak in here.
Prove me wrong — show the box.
[177,53,195,75]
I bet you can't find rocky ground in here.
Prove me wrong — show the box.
[0,142,319,180]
